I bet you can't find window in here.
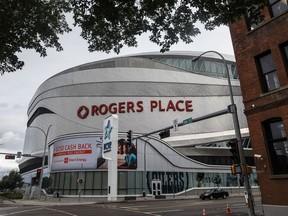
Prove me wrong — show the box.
[256,51,280,92]
[280,41,288,72]
[245,4,264,31]
[269,0,288,17]
[264,118,288,174]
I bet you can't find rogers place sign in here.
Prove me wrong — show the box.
[77,99,193,119]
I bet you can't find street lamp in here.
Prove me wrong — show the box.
[192,51,255,216]
[143,137,152,198]
[29,124,52,199]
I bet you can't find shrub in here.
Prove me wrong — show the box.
[1,191,23,199]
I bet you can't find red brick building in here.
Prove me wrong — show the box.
[229,1,288,215]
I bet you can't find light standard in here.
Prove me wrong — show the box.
[143,137,152,198]
[192,51,255,216]
[29,124,52,199]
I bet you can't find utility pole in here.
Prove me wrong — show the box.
[192,50,255,216]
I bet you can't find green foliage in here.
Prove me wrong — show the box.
[212,174,222,187]
[0,170,23,191]
[196,172,204,187]
[196,172,204,182]
[0,0,71,74]
[70,0,266,54]
[0,0,267,74]
[1,191,23,199]
[42,176,53,189]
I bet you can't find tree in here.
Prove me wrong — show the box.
[1,0,267,75]
[42,176,53,190]
[0,0,71,74]
[212,174,222,188]
[196,172,204,187]
[0,170,23,191]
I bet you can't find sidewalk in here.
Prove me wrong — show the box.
[7,193,252,206]
[10,196,183,206]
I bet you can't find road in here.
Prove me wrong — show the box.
[0,196,264,216]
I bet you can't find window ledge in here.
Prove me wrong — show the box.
[260,85,288,98]
[270,174,288,179]
[247,10,288,35]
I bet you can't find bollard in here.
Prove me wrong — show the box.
[226,204,232,214]
[202,208,207,216]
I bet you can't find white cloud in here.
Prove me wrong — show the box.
[0,131,22,145]
[0,103,9,108]
[0,159,19,179]
[0,132,23,179]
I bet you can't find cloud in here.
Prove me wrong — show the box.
[0,160,19,179]
[0,131,22,145]
[0,112,27,135]
[0,131,23,179]
[0,131,24,158]
[0,103,9,108]
[13,103,27,109]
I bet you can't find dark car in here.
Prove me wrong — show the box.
[199,188,229,200]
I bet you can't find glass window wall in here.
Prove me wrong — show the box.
[50,170,258,196]
[154,57,238,80]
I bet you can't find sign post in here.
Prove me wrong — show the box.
[173,119,178,132]
[103,114,118,201]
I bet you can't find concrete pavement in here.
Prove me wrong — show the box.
[2,193,254,206]
[5,194,198,206]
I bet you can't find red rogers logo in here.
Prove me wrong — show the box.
[77,106,90,119]
[77,100,193,119]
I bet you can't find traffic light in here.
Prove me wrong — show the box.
[228,140,239,164]
[5,155,15,159]
[231,164,253,176]
[127,130,132,146]
[159,129,170,139]
[246,165,253,175]
[35,169,41,183]
[231,164,242,175]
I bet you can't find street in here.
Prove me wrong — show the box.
[0,196,264,216]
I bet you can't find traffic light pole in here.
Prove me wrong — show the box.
[193,51,255,216]
[28,124,52,199]
[133,51,255,216]
[134,107,229,140]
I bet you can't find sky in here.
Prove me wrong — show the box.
[0,22,234,178]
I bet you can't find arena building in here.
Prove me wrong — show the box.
[19,51,257,197]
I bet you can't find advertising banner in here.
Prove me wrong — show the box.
[117,138,137,169]
[51,137,103,171]
[50,135,137,171]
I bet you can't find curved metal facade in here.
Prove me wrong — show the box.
[20,51,249,183]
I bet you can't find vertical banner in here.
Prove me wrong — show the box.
[103,114,118,201]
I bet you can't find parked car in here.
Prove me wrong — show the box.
[199,188,229,200]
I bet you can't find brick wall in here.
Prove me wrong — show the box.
[229,10,288,206]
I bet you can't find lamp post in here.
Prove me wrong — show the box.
[143,138,152,198]
[192,51,255,216]
[29,124,52,199]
